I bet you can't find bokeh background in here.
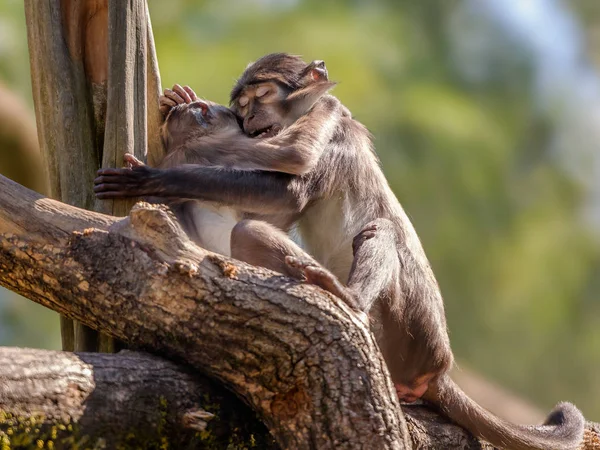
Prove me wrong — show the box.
[1,0,599,420]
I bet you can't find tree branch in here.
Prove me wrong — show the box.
[0,174,409,449]
[0,349,485,449]
[0,347,276,449]
[1,347,598,450]
[1,175,599,449]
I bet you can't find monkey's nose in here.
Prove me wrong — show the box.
[244,114,255,127]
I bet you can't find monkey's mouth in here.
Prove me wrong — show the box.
[250,124,281,139]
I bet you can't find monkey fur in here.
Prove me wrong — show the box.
[95,53,584,450]
[126,74,334,255]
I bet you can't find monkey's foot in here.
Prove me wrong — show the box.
[285,256,359,310]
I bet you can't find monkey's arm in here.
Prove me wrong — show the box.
[94,165,307,215]
[187,96,341,175]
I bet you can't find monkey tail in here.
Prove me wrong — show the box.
[423,375,585,450]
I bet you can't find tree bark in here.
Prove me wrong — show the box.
[1,170,599,448]
[24,0,164,353]
[0,347,276,449]
[1,347,599,450]
[0,174,410,449]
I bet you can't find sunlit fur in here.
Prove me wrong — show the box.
[155,79,336,255]
[159,101,242,255]
[228,53,585,450]
[97,53,585,450]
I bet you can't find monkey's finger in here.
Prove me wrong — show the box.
[183,85,199,101]
[95,188,138,199]
[301,265,359,309]
[95,169,132,178]
[124,153,145,167]
[94,175,138,187]
[94,179,129,191]
[164,89,186,105]
[173,84,193,103]
[159,95,177,109]
[160,105,172,116]
[303,266,343,294]
[94,183,142,194]
[285,255,316,271]
[96,167,136,175]
[94,174,137,187]
[159,94,176,106]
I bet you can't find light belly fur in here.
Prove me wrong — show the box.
[187,202,239,256]
[297,196,368,283]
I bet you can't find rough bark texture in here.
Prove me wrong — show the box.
[0,349,494,450]
[1,175,600,449]
[24,0,165,353]
[0,174,410,449]
[0,347,276,449]
[1,348,599,450]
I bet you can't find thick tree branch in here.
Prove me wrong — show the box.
[0,174,410,449]
[2,174,599,448]
[1,347,599,450]
[0,348,276,449]
[0,348,484,450]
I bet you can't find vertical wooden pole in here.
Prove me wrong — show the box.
[24,0,164,352]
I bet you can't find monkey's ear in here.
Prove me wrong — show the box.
[307,60,329,82]
[191,100,210,117]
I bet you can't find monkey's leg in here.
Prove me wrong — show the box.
[232,219,399,314]
[230,219,318,277]
[344,218,400,312]
[287,218,400,314]
[231,220,364,315]
[232,219,366,315]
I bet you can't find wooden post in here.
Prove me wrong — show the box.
[24,0,164,352]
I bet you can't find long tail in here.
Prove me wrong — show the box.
[423,375,585,450]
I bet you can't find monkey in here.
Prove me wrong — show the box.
[95,53,584,450]
[129,74,335,256]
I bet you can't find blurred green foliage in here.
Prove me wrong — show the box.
[0,0,598,419]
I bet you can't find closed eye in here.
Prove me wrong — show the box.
[256,85,270,97]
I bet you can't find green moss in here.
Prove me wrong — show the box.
[0,410,94,450]
[1,433,11,450]
[0,396,276,450]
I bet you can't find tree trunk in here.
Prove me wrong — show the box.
[1,175,599,449]
[0,174,410,449]
[7,347,578,450]
[0,347,276,449]
[24,0,164,353]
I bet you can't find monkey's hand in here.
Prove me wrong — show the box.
[94,166,160,199]
[159,84,199,116]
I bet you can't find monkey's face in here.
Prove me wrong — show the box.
[230,56,334,139]
[230,82,289,139]
[162,100,239,150]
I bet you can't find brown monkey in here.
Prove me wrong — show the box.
[95,54,584,450]
[130,76,334,255]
